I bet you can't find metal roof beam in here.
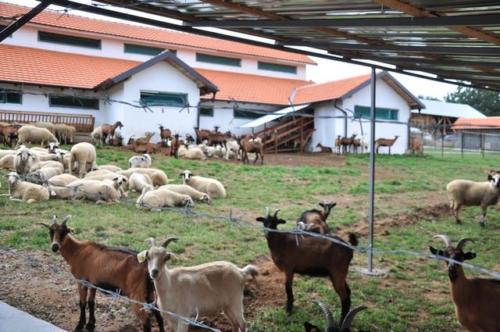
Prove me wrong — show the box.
[189,14,500,28]
[0,0,52,42]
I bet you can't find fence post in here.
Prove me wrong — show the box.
[461,132,464,158]
[481,132,484,158]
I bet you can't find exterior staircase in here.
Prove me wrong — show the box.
[255,117,315,153]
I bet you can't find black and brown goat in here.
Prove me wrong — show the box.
[297,202,337,235]
[256,209,357,322]
[430,234,500,332]
[40,216,164,332]
[239,135,264,165]
[304,301,367,332]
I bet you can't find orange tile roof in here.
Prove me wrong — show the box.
[0,44,138,89]
[197,69,310,105]
[452,117,500,130]
[294,74,372,104]
[0,2,315,65]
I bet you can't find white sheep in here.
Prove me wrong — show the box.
[129,173,153,193]
[54,124,76,144]
[67,179,120,204]
[160,184,211,204]
[48,185,76,200]
[446,170,500,226]
[97,164,123,173]
[225,139,240,160]
[7,172,50,203]
[33,122,55,133]
[70,142,97,177]
[128,154,152,168]
[32,166,63,183]
[14,147,39,175]
[17,125,58,146]
[85,169,117,179]
[0,149,16,159]
[84,170,128,197]
[91,126,103,145]
[177,145,206,160]
[136,188,193,211]
[0,154,15,170]
[47,174,79,187]
[137,238,258,332]
[120,168,168,187]
[29,160,64,172]
[180,170,226,199]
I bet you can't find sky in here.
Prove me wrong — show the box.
[3,0,459,100]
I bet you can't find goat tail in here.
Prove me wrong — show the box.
[347,233,358,246]
[240,264,259,280]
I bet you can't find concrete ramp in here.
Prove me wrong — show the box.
[0,301,66,332]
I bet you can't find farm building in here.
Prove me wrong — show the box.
[452,117,500,151]
[410,99,485,136]
[0,2,422,153]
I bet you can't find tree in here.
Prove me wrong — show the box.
[418,95,441,101]
[445,86,500,116]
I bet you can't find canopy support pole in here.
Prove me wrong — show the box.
[367,67,376,272]
[0,1,52,42]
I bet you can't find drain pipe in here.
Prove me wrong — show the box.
[333,101,348,137]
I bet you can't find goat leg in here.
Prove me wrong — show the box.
[86,288,96,331]
[284,271,294,314]
[75,284,87,331]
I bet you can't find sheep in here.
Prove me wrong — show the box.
[14,147,39,175]
[97,164,123,173]
[67,179,120,204]
[70,142,97,178]
[33,121,55,133]
[54,123,76,144]
[17,125,58,146]
[224,139,240,160]
[48,174,79,187]
[129,154,152,168]
[159,184,211,204]
[304,301,367,332]
[180,170,226,199]
[0,154,15,170]
[129,173,153,193]
[0,149,16,159]
[177,145,206,160]
[137,237,258,332]
[7,172,50,203]
[256,208,357,321]
[31,166,63,183]
[446,170,500,227]
[48,185,76,200]
[136,187,193,211]
[120,168,168,187]
[429,235,500,332]
[83,172,128,198]
[297,202,337,235]
[40,216,164,332]
[91,126,103,145]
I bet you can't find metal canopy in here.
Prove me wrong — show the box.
[92,0,500,91]
[240,104,310,129]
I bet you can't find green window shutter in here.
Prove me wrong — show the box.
[199,106,214,117]
[49,96,99,109]
[196,53,241,67]
[140,92,188,107]
[258,61,297,74]
[38,31,101,49]
[234,109,261,119]
[124,43,174,56]
[354,105,398,121]
[0,90,22,104]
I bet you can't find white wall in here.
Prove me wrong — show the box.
[108,61,201,144]
[311,77,411,154]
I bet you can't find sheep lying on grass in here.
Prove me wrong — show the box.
[128,154,152,168]
[67,179,120,204]
[14,147,39,175]
[180,170,226,199]
[7,172,49,203]
[70,142,97,178]
[160,184,211,204]
[48,174,80,187]
[121,168,168,187]
[48,185,76,200]
[177,145,206,160]
[136,188,193,211]
[97,164,123,173]
[129,173,153,193]
[446,170,500,226]
[0,154,15,170]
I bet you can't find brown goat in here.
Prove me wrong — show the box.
[40,215,164,332]
[256,209,357,322]
[297,202,336,235]
[375,135,399,154]
[194,127,211,144]
[1,123,21,147]
[316,143,333,153]
[430,235,500,332]
[239,135,264,165]
[335,135,342,155]
[409,135,423,155]
[132,132,156,153]
[158,125,172,142]
[101,121,123,143]
[340,134,356,154]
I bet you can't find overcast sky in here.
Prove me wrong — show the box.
[3,0,459,100]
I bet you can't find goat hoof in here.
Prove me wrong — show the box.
[285,305,293,314]
[455,219,462,225]
[74,325,85,332]
[479,221,486,228]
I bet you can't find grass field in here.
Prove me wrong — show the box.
[1,148,499,331]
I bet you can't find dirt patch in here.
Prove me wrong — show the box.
[0,249,285,332]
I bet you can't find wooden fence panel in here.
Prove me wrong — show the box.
[0,110,95,132]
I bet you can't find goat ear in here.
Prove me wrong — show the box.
[256,217,265,222]
[137,250,148,263]
[488,174,493,181]
[463,252,476,260]
[278,218,287,224]
[429,246,439,255]
[303,322,320,332]
[38,222,50,229]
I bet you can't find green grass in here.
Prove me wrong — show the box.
[1,147,499,331]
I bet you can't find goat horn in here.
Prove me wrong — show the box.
[162,237,178,248]
[146,237,156,247]
[313,301,337,329]
[273,209,281,218]
[456,238,474,251]
[52,215,57,224]
[62,215,71,226]
[265,207,270,216]
[340,306,367,330]
[433,234,452,247]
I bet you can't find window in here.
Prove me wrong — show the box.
[140,91,187,107]
[196,53,241,67]
[49,96,99,110]
[0,90,22,104]
[199,106,214,117]
[234,109,261,120]
[39,31,101,49]
[354,105,399,121]
[124,43,175,56]
[258,61,297,74]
